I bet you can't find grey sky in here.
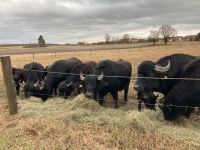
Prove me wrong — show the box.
[0,0,199,44]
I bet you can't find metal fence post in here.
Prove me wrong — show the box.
[0,55,18,115]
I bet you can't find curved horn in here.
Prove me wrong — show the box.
[34,79,39,87]
[154,60,170,73]
[133,84,139,90]
[97,71,104,81]
[80,71,85,81]
[39,81,44,90]
[67,81,72,87]
[19,81,25,89]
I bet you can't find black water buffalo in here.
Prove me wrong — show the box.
[80,59,132,108]
[58,61,97,98]
[43,64,58,95]
[39,57,82,101]
[23,62,46,98]
[44,64,52,76]
[12,67,25,95]
[134,54,196,110]
[160,57,200,120]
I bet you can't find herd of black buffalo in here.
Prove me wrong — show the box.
[12,53,200,121]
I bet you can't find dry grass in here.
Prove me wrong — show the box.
[0,95,199,149]
[0,42,200,149]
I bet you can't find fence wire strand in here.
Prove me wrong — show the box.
[18,68,200,81]
[0,44,200,112]
[5,68,199,109]
[0,89,197,109]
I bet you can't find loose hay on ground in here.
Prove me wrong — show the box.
[0,42,200,149]
[0,94,199,149]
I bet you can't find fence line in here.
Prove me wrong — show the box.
[11,91,200,109]
[19,68,200,81]
[0,43,199,111]
[9,43,200,62]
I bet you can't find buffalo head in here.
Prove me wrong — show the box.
[80,71,104,98]
[134,60,170,109]
[58,81,74,98]
[24,78,44,98]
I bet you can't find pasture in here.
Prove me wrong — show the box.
[0,42,200,149]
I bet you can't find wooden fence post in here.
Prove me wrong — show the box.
[0,55,18,115]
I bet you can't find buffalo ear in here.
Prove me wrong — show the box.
[12,67,16,73]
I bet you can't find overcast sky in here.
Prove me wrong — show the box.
[0,0,200,44]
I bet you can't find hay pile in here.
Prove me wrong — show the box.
[0,94,199,149]
[16,94,200,147]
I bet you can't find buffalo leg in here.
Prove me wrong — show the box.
[138,99,142,111]
[184,107,194,118]
[77,87,81,94]
[98,94,104,106]
[94,90,98,101]
[124,87,129,106]
[111,91,119,109]
[54,88,57,96]
[16,85,20,96]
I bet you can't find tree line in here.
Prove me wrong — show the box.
[104,24,178,45]
[104,24,200,45]
[37,24,200,46]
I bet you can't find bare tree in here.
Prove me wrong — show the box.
[38,35,46,47]
[149,30,159,45]
[159,24,177,45]
[197,32,200,41]
[121,34,130,43]
[104,33,111,44]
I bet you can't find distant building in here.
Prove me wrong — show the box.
[137,39,146,43]
[130,38,139,43]
[172,36,183,41]
[184,35,197,41]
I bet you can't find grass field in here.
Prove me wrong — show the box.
[0,42,200,149]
